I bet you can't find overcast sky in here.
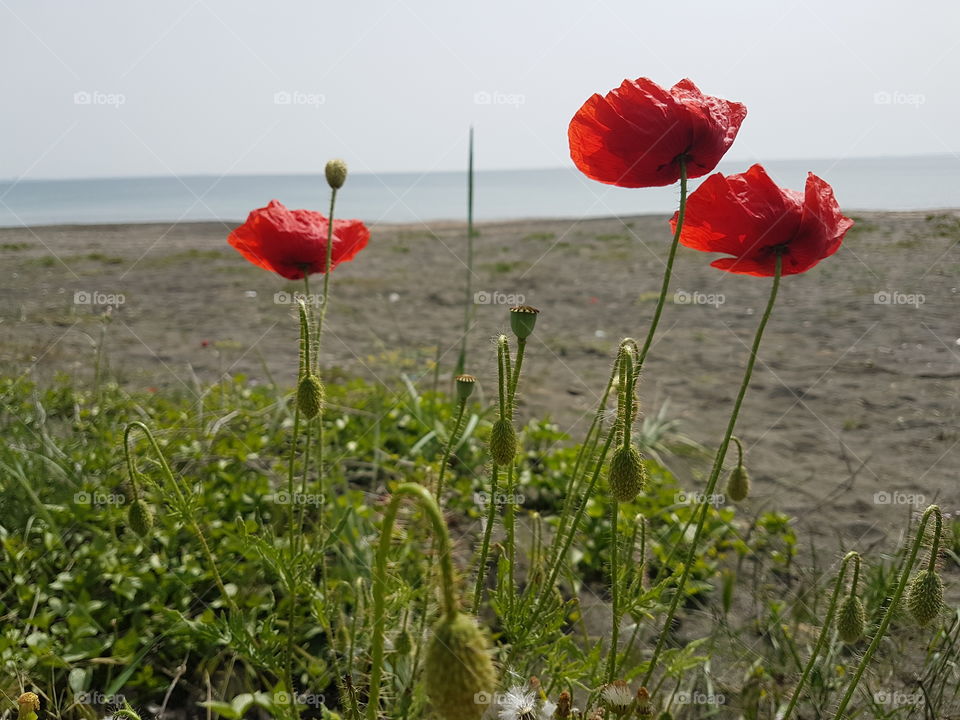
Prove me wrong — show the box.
[2,0,957,180]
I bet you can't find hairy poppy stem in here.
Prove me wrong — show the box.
[435,399,467,499]
[472,463,500,614]
[369,483,457,720]
[832,505,942,718]
[781,551,859,720]
[637,158,687,367]
[643,253,782,687]
[456,126,475,377]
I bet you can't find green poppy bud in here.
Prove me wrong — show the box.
[424,613,497,720]
[297,374,325,420]
[128,498,154,537]
[608,444,647,502]
[726,465,750,502]
[393,627,413,655]
[836,594,865,643]
[509,305,540,340]
[325,159,348,190]
[907,568,944,626]
[456,374,476,403]
[489,418,517,466]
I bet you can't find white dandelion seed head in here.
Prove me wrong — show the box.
[498,686,539,720]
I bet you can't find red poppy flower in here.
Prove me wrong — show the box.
[228,199,369,280]
[568,78,747,188]
[672,164,853,276]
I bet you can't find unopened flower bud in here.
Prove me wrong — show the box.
[907,568,944,626]
[425,613,496,720]
[836,594,865,643]
[297,374,325,420]
[608,445,647,502]
[456,374,476,402]
[393,627,414,655]
[325,158,348,190]
[636,687,653,720]
[128,498,154,537]
[554,691,572,720]
[509,305,540,340]
[489,418,517,466]
[726,465,750,502]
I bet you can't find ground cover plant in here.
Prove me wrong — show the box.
[2,77,957,720]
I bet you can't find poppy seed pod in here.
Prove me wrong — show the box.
[836,594,866,643]
[726,465,750,502]
[297,374,325,420]
[325,158,348,190]
[907,568,944,626]
[608,445,647,502]
[489,418,517,466]
[509,305,540,340]
[456,374,477,402]
[18,694,40,720]
[128,498,154,537]
[424,613,496,720]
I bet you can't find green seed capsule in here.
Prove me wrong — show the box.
[425,613,496,720]
[509,305,540,340]
[489,418,517,466]
[836,594,865,643]
[608,445,647,502]
[297,374,325,420]
[907,569,944,626]
[456,374,476,402]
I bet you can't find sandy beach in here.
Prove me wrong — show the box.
[2,210,958,550]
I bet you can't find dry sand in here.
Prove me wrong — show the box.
[2,211,958,551]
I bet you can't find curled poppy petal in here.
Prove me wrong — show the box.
[228,199,370,280]
[672,164,853,277]
[569,78,746,188]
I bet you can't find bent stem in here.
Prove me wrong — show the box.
[643,254,782,686]
[124,422,236,613]
[368,483,457,720]
[832,505,943,719]
[781,551,860,720]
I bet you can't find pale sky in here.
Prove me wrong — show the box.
[2,0,957,180]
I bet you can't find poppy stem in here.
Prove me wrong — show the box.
[369,484,458,720]
[831,505,941,719]
[315,187,339,358]
[456,126,475,377]
[637,158,687,367]
[642,253,782,687]
[781,551,860,720]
